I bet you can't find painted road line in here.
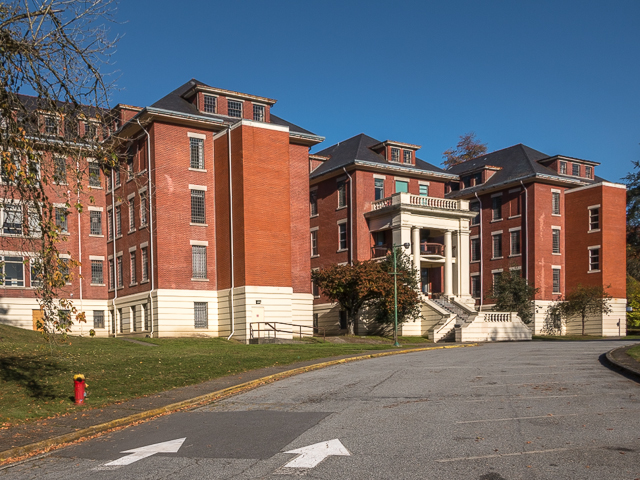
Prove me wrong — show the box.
[284,439,350,469]
[102,438,186,467]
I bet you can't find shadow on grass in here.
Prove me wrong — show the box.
[0,356,60,400]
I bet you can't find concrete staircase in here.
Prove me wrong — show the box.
[427,297,476,342]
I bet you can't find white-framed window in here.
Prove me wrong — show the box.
[128,199,135,231]
[107,209,113,240]
[589,206,600,231]
[337,180,347,208]
[419,184,429,196]
[203,95,217,113]
[253,104,265,122]
[471,237,481,262]
[114,169,121,187]
[338,223,347,251]
[53,157,67,184]
[130,251,136,284]
[552,190,561,215]
[190,137,204,169]
[403,150,412,164]
[108,258,115,289]
[471,274,481,298]
[93,310,105,329]
[395,180,408,193]
[191,190,206,224]
[192,245,207,279]
[91,260,103,285]
[589,246,600,272]
[310,189,318,216]
[30,258,42,287]
[470,201,480,225]
[585,165,592,178]
[115,205,122,236]
[228,99,243,118]
[140,193,148,226]
[572,163,580,176]
[491,196,502,220]
[84,121,98,140]
[492,233,502,259]
[510,230,521,256]
[390,147,400,163]
[311,230,318,256]
[141,247,149,282]
[559,161,567,174]
[116,255,123,288]
[55,207,68,233]
[28,206,40,237]
[374,178,385,200]
[90,210,102,236]
[1,255,24,287]
[552,267,561,293]
[88,162,101,187]
[126,156,134,180]
[194,302,208,328]
[2,203,23,235]
[492,270,502,293]
[552,228,561,254]
[43,115,59,135]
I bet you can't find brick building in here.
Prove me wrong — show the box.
[446,144,626,335]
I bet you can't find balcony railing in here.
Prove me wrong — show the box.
[421,243,444,256]
[371,193,466,212]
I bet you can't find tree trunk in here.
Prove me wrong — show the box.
[582,314,586,336]
[347,311,356,335]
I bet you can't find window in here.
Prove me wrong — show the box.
[141,247,149,282]
[395,180,408,193]
[589,207,600,231]
[30,259,42,287]
[552,268,561,293]
[419,184,429,197]
[131,305,137,332]
[228,100,242,118]
[28,207,40,236]
[90,210,102,235]
[511,194,521,217]
[203,95,216,113]
[194,302,208,328]
[492,272,501,293]
[312,278,319,298]
[190,137,204,169]
[471,238,481,262]
[338,223,347,250]
[552,229,560,254]
[403,150,412,164]
[55,207,68,233]
[491,196,502,220]
[60,258,70,284]
[585,165,592,178]
[127,156,134,179]
[192,245,207,279]
[492,233,502,259]
[84,122,97,140]
[2,256,24,286]
[114,169,121,187]
[44,115,58,135]
[552,191,560,215]
[311,230,318,256]
[471,276,481,298]
[337,180,347,208]
[559,161,567,175]
[390,147,400,163]
[106,171,112,191]
[140,193,148,226]
[572,163,580,176]
[115,206,121,236]
[3,204,22,235]
[253,104,265,122]
[143,303,150,331]
[108,258,115,289]
[91,260,103,285]
[510,231,521,256]
[116,256,123,288]
[374,178,385,200]
[191,190,206,224]
[470,201,480,226]
[130,251,136,284]
[107,211,113,240]
[89,163,101,187]
[310,190,318,216]
[589,247,600,271]
[93,311,105,329]
[53,157,66,184]
[374,231,386,247]
[128,200,135,231]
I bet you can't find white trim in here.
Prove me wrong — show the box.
[373,174,387,180]
[337,218,348,225]
[190,240,209,246]
[491,192,503,198]
[551,188,561,193]
[187,132,207,140]
[128,246,137,253]
[127,193,135,200]
[508,226,521,232]
[310,226,319,232]
[509,266,522,271]
[491,230,503,235]
[491,268,503,273]
[53,202,67,208]
[588,204,601,210]
[470,234,479,240]
[189,184,207,191]
[89,255,104,261]
[470,272,480,277]
[138,186,148,194]
[394,176,410,182]
[551,265,561,270]
[140,241,148,249]
[588,245,601,250]
[116,251,123,257]
[552,226,561,230]
[230,119,288,133]
[418,180,430,186]
[88,206,103,211]
[58,253,71,259]
[565,181,627,194]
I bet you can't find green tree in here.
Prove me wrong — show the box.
[0,0,119,337]
[442,132,488,169]
[626,275,640,329]
[549,284,612,336]
[624,159,640,280]
[490,269,539,324]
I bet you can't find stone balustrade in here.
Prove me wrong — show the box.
[370,193,467,212]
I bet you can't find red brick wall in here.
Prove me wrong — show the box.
[289,143,311,293]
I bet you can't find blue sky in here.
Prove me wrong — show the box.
[109,0,640,183]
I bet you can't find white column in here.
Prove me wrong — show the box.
[412,226,421,291]
[444,230,453,298]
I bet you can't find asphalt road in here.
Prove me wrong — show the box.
[2,340,639,479]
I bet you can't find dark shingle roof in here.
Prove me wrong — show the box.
[446,144,602,198]
[310,133,449,179]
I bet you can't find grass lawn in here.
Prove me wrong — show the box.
[626,344,640,362]
[533,335,640,341]
[0,325,428,427]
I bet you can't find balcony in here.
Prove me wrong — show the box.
[370,192,468,212]
[421,242,444,256]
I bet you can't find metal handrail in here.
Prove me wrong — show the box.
[249,321,325,340]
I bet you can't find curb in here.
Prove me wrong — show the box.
[605,344,640,380]
[0,343,476,464]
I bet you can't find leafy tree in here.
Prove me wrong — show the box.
[623,159,640,280]
[626,275,640,329]
[490,269,539,324]
[0,0,119,337]
[442,132,488,169]
[370,248,421,329]
[549,284,612,336]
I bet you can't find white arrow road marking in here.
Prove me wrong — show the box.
[284,439,350,469]
[103,437,186,466]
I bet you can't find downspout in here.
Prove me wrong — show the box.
[77,160,83,335]
[520,180,528,282]
[342,167,353,265]
[227,126,235,340]
[136,119,155,337]
[110,169,118,336]
[474,192,483,310]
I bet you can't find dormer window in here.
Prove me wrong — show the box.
[84,122,97,140]
[585,166,592,178]
[403,150,412,164]
[391,147,400,163]
[44,115,58,135]
[228,100,242,118]
[203,95,217,114]
[559,161,567,175]
[253,104,265,122]
[572,163,580,176]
